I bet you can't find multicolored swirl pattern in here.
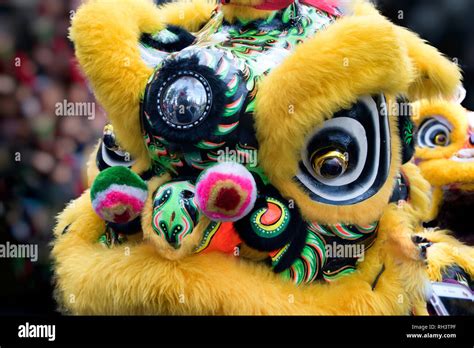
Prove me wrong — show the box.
[273,222,378,285]
[215,2,336,114]
[152,181,200,249]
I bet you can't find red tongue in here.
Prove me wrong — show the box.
[301,0,340,15]
[252,0,340,15]
[114,210,131,224]
[253,0,294,10]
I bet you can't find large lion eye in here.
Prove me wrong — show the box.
[295,95,391,205]
[417,117,452,148]
[158,72,212,129]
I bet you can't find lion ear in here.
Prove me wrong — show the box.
[351,1,462,101]
[70,0,164,165]
[70,0,214,167]
[451,84,467,104]
[395,27,462,101]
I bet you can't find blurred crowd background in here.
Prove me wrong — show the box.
[0,0,473,315]
[0,0,106,315]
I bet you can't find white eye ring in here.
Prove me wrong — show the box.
[301,116,368,187]
[417,116,452,148]
[296,95,389,204]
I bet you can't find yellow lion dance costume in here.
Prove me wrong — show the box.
[52,0,473,315]
[413,87,474,243]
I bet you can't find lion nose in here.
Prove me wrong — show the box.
[455,148,474,160]
[470,134,474,146]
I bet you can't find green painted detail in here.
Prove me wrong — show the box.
[276,221,379,284]
[323,267,356,282]
[91,166,146,200]
[354,223,378,233]
[98,225,127,248]
[329,224,364,241]
[264,10,279,24]
[282,3,297,23]
[206,152,221,161]
[222,95,245,117]
[152,181,200,249]
[216,56,231,78]
[195,140,226,150]
[147,142,183,175]
[215,121,240,136]
[142,3,337,178]
[250,197,290,239]
[245,99,256,114]
[404,119,414,145]
[248,166,270,185]
[213,2,336,141]
[190,160,217,171]
[225,75,240,97]
[280,228,326,285]
[308,222,333,236]
[271,243,290,268]
[194,220,220,253]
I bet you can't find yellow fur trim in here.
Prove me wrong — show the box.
[426,187,443,222]
[379,204,421,261]
[419,159,474,188]
[417,229,474,282]
[401,162,432,222]
[53,191,428,315]
[53,189,104,241]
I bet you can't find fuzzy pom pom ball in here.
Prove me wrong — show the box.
[91,166,148,224]
[195,162,257,222]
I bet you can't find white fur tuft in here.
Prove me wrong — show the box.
[338,0,356,15]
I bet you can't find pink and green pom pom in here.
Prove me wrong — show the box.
[195,162,257,222]
[91,166,148,224]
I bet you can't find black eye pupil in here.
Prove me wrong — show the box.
[434,132,448,145]
[320,158,344,178]
[181,190,194,199]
